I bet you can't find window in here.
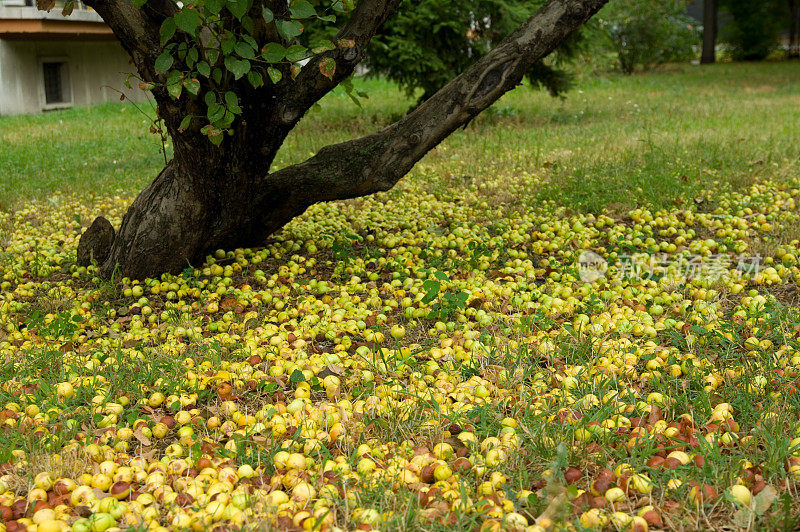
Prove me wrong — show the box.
[40,60,72,109]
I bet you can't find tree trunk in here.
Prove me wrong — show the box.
[97,135,299,280]
[701,0,717,64]
[790,0,800,58]
[78,0,609,280]
[98,161,209,279]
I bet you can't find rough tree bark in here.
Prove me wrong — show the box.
[76,0,608,280]
[701,0,717,64]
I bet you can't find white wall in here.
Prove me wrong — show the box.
[0,39,147,115]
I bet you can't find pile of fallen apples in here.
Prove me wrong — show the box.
[0,176,799,530]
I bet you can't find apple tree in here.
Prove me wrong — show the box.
[56,0,608,279]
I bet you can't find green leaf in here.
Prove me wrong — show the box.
[132,0,146,8]
[247,70,264,88]
[276,20,303,40]
[155,51,174,73]
[267,66,282,83]
[159,17,176,43]
[433,271,449,282]
[226,0,251,19]
[207,102,225,123]
[289,0,315,19]
[205,0,223,14]
[212,67,222,84]
[242,34,257,49]
[333,0,353,12]
[224,56,250,79]
[204,91,216,106]
[167,70,183,99]
[196,61,211,77]
[290,369,305,384]
[220,110,235,127]
[186,47,199,68]
[173,8,201,36]
[317,13,335,22]
[205,48,220,65]
[184,77,201,95]
[221,32,236,55]
[527,493,540,507]
[241,15,254,34]
[235,41,255,59]
[310,39,335,54]
[285,44,307,62]
[421,280,440,304]
[224,91,241,113]
[689,325,707,335]
[261,42,285,62]
[178,115,192,132]
[261,6,273,23]
[176,41,188,60]
[340,76,354,93]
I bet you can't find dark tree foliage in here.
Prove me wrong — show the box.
[364,0,584,105]
[721,0,784,60]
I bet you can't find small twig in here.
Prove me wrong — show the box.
[105,85,170,164]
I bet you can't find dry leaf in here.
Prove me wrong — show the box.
[732,485,778,528]
[318,364,345,379]
[141,448,158,461]
[481,364,506,384]
[754,485,778,514]
[536,492,569,524]
[133,430,152,446]
[319,57,336,79]
[220,297,239,312]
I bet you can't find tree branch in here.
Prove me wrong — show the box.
[274,0,402,125]
[260,0,609,213]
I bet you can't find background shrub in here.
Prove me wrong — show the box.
[598,0,699,74]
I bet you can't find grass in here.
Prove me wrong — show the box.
[2,62,799,212]
[1,61,800,530]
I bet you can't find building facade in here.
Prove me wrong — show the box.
[0,0,146,115]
